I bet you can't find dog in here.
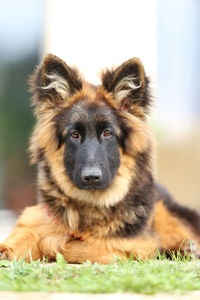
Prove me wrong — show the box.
[0,54,200,263]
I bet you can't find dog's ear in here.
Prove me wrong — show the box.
[101,58,151,114]
[29,54,82,108]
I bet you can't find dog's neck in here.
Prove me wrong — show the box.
[38,157,155,238]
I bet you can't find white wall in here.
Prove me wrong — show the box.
[44,0,157,86]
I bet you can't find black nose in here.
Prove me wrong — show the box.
[81,167,102,184]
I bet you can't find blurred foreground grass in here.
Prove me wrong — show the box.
[0,254,200,294]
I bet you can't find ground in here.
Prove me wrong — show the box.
[1,212,200,298]
[1,254,200,297]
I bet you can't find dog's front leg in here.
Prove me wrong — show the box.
[0,226,41,262]
[61,238,124,264]
[0,204,48,262]
[61,234,159,264]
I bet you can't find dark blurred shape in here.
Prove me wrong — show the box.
[0,52,39,210]
[0,0,44,211]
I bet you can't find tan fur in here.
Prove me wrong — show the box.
[1,55,199,263]
[0,204,158,263]
[0,199,199,263]
[31,82,151,207]
[30,82,152,208]
[44,144,133,207]
[153,201,199,251]
[3,200,195,263]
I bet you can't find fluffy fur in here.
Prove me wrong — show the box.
[0,54,200,263]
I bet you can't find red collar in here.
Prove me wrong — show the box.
[43,202,60,226]
[43,203,84,241]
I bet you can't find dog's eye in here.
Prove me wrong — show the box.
[103,129,113,137]
[71,131,80,139]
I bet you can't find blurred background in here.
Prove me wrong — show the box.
[0,0,199,238]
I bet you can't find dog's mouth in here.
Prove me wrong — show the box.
[79,184,108,191]
[76,180,110,191]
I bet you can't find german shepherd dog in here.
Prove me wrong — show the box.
[0,54,200,263]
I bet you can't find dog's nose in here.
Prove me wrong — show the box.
[81,167,102,183]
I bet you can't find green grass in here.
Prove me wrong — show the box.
[0,254,200,294]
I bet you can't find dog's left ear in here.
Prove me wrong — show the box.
[101,58,151,114]
[29,54,82,109]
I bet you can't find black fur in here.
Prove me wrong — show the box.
[102,58,152,111]
[155,183,200,235]
[37,55,82,101]
[115,151,155,238]
[63,101,121,190]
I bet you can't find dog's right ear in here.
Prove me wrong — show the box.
[29,54,82,109]
[101,58,151,116]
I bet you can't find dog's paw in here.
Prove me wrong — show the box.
[0,244,14,260]
[180,239,200,258]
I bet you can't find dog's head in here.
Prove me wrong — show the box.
[29,54,153,206]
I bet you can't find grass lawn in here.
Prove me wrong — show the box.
[0,254,200,294]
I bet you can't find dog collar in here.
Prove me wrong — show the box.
[43,203,84,241]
